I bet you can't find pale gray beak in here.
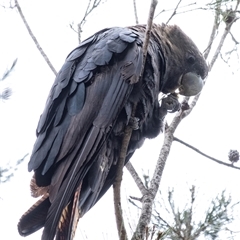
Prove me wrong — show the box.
[178,72,204,96]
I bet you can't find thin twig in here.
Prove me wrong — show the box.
[77,0,102,43]
[154,2,197,20]
[182,2,239,119]
[132,0,139,24]
[209,1,240,70]
[14,0,57,76]
[203,2,221,60]
[165,0,183,25]
[126,162,147,195]
[173,137,240,170]
[229,31,239,45]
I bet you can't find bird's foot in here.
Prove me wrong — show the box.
[161,93,180,113]
[129,117,140,130]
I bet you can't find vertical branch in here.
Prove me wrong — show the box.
[77,0,103,43]
[130,1,158,240]
[203,2,221,60]
[209,19,237,71]
[113,1,158,239]
[133,0,139,24]
[114,125,134,240]
[14,0,57,76]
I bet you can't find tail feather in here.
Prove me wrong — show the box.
[69,185,81,240]
[18,194,50,236]
[56,185,81,240]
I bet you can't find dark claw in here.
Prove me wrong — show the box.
[161,94,180,113]
[129,117,140,130]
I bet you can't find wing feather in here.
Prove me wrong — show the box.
[24,27,143,240]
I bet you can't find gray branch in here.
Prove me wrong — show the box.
[130,1,159,240]
[126,162,147,195]
[132,0,139,24]
[77,0,103,43]
[14,0,57,76]
[173,137,240,170]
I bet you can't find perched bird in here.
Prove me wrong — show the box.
[18,24,208,240]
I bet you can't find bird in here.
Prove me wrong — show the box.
[18,23,208,240]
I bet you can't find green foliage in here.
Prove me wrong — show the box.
[151,186,240,240]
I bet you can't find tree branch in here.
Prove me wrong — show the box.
[203,2,221,60]
[113,1,159,240]
[209,1,239,70]
[154,2,197,20]
[77,0,103,43]
[165,0,183,25]
[14,0,57,76]
[173,137,240,170]
[129,3,158,240]
[132,0,139,24]
[114,124,133,240]
[126,162,147,195]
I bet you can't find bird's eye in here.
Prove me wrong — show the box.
[187,55,195,65]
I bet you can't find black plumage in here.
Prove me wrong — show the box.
[18,24,208,240]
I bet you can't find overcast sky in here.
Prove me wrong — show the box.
[0,0,240,239]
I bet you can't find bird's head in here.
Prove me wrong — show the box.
[157,24,208,96]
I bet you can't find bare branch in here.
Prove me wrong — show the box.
[229,31,239,45]
[173,137,240,170]
[77,0,103,43]
[113,0,159,236]
[203,2,221,59]
[126,162,147,195]
[115,1,160,240]
[209,25,234,70]
[154,2,197,20]
[132,0,139,24]
[209,1,240,70]
[14,0,57,76]
[165,0,183,25]
[113,125,133,240]
[181,3,240,120]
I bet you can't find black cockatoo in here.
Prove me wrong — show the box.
[18,24,208,240]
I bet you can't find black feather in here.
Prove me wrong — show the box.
[18,24,208,240]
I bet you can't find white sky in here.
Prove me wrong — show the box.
[0,0,240,239]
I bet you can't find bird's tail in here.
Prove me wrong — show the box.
[18,194,51,236]
[18,187,81,240]
[54,185,81,240]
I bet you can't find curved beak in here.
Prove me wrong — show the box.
[178,72,204,96]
